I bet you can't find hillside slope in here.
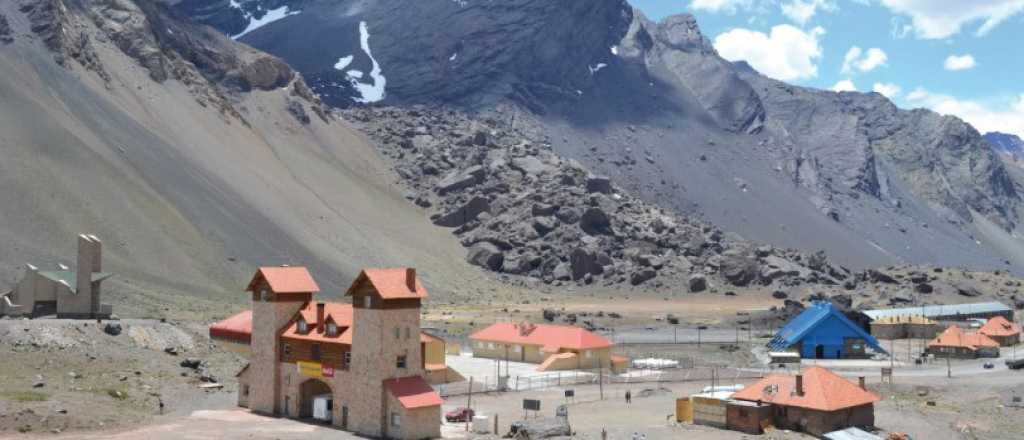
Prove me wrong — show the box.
[180,0,1024,273]
[0,0,481,310]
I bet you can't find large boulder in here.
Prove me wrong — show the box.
[867,269,898,284]
[552,262,572,281]
[466,242,504,271]
[721,252,758,286]
[585,175,613,194]
[630,268,657,286]
[688,274,707,292]
[435,166,485,195]
[580,208,613,235]
[511,156,553,175]
[532,217,558,236]
[569,248,603,280]
[760,256,811,281]
[433,196,490,227]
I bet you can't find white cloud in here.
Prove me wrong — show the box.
[880,0,1024,39]
[714,25,825,81]
[944,54,977,71]
[832,79,857,92]
[906,88,1024,138]
[840,46,888,75]
[872,82,902,98]
[689,0,753,13]
[781,0,837,25]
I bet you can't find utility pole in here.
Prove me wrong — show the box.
[599,360,604,400]
[467,376,474,432]
[946,356,951,378]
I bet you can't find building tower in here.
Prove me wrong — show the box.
[346,268,427,438]
[245,266,319,415]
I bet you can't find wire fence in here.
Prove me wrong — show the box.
[433,366,766,398]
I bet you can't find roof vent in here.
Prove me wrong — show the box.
[517,321,536,336]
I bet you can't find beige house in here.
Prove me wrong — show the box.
[870,315,941,340]
[1,235,113,319]
[231,266,442,440]
[470,321,628,373]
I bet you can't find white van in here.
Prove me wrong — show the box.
[313,394,333,422]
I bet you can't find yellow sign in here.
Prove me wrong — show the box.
[297,361,334,378]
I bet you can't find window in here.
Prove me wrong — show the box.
[585,350,593,358]
[327,323,338,337]
[243,385,249,396]
[405,327,411,340]
[283,343,292,357]
[311,343,322,361]
[514,345,522,353]
[363,295,373,308]
[395,327,401,339]
[397,355,407,369]
[391,412,401,428]
[487,343,495,349]
[297,319,309,333]
[260,289,270,301]
[343,351,352,369]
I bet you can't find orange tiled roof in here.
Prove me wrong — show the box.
[209,303,439,346]
[979,316,1021,338]
[928,325,999,350]
[209,310,254,344]
[470,322,612,351]
[246,267,320,294]
[732,366,880,412]
[384,376,443,409]
[345,268,428,300]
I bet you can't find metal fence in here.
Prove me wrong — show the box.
[433,366,766,397]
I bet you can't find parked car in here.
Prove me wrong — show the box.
[983,362,995,369]
[445,407,474,423]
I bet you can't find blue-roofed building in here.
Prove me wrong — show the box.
[769,302,887,359]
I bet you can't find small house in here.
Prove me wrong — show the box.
[469,322,628,373]
[978,316,1021,347]
[769,302,887,359]
[731,366,879,437]
[926,325,1000,358]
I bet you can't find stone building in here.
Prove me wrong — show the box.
[469,321,628,373]
[731,366,880,437]
[1,235,113,319]
[978,316,1021,347]
[869,315,941,340]
[230,266,442,440]
[927,325,1000,358]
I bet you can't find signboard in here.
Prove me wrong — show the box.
[297,361,335,378]
[523,399,541,411]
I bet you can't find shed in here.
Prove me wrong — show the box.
[769,302,887,359]
[726,400,772,434]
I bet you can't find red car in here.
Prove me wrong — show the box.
[445,407,475,423]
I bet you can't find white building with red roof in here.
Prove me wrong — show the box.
[218,266,443,440]
[469,321,627,373]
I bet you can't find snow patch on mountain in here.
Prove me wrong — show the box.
[350,21,386,103]
[232,4,300,39]
[589,63,607,75]
[334,55,354,71]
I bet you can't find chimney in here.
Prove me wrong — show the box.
[316,302,325,333]
[858,376,866,390]
[406,268,416,291]
[76,235,95,314]
[795,374,804,397]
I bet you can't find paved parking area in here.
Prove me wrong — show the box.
[446,354,542,380]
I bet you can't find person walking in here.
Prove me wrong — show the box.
[625,389,632,404]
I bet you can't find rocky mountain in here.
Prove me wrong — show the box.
[0,0,488,301]
[986,132,1024,161]
[178,0,1024,275]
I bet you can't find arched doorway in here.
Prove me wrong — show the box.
[814,345,824,359]
[299,379,332,420]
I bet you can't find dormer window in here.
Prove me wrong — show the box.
[297,318,309,334]
[364,295,373,308]
[327,322,338,337]
[260,289,270,301]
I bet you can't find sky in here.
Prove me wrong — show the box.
[630,0,1024,138]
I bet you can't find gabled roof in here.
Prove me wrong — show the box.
[469,322,613,351]
[383,376,443,409]
[345,268,427,300]
[768,302,886,354]
[209,303,439,346]
[732,366,880,412]
[979,316,1021,337]
[928,325,999,350]
[246,267,320,294]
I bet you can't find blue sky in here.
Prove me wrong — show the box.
[630,0,1024,137]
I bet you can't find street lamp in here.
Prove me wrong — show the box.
[697,325,708,346]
